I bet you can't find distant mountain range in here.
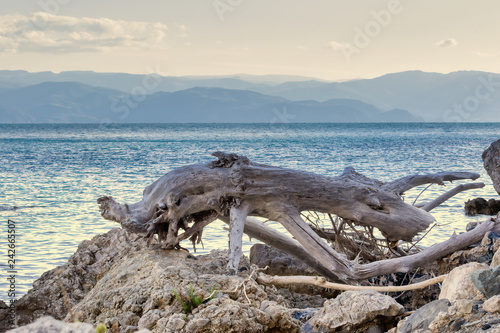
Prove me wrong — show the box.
[0,82,420,123]
[0,69,498,123]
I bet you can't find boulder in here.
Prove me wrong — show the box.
[483,138,500,195]
[465,198,500,216]
[439,262,489,301]
[307,290,403,332]
[398,299,450,333]
[470,265,500,299]
[250,244,317,276]
[250,244,338,298]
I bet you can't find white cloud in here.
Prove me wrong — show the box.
[435,38,458,48]
[472,50,500,58]
[327,41,350,50]
[0,12,169,53]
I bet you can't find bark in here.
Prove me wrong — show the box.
[98,152,484,282]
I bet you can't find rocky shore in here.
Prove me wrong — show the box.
[2,224,500,333]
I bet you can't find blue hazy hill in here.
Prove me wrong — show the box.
[0,83,420,123]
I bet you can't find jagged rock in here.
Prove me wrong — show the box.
[439,262,489,301]
[181,298,300,333]
[0,228,149,333]
[398,299,450,333]
[64,235,300,332]
[2,228,317,333]
[465,198,500,216]
[483,139,500,195]
[6,316,96,333]
[307,290,403,332]
[471,265,500,299]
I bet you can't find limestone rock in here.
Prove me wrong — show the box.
[470,265,500,299]
[483,295,500,313]
[483,139,500,195]
[182,298,300,333]
[398,299,450,333]
[6,316,96,333]
[439,262,489,301]
[65,238,299,332]
[2,228,314,333]
[453,299,473,314]
[307,290,403,332]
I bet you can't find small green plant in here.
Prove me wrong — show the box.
[95,323,106,333]
[173,284,218,314]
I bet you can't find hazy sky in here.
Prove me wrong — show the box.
[0,0,499,80]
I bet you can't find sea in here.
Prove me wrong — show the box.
[1,122,500,301]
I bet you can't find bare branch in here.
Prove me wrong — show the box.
[421,182,485,212]
[383,172,480,195]
[256,274,447,292]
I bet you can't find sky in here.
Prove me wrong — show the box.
[0,0,499,81]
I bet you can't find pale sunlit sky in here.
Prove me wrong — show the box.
[0,0,499,81]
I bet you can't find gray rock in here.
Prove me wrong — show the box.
[492,247,500,268]
[439,262,488,301]
[6,316,96,333]
[307,290,403,332]
[471,265,500,299]
[250,244,317,276]
[399,299,450,333]
[483,138,500,195]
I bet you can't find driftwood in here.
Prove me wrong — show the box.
[98,152,486,282]
[257,273,447,292]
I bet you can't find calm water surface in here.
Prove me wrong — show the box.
[1,123,500,300]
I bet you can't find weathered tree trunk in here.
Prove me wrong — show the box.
[98,152,483,282]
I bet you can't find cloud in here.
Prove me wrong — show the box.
[472,50,500,58]
[435,38,458,48]
[0,12,169,53]
[328,41,350,51]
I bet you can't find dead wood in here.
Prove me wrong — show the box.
[98,152,485,282]
[256,273,447,292]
